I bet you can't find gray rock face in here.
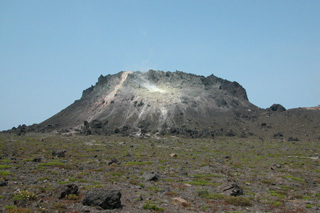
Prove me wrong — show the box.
[82,189,121,209]
[38,70,256,136]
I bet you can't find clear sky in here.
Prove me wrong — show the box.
[0,0,319,131]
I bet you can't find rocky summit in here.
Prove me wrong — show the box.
[12,70,320,140]
[38,70,256,136]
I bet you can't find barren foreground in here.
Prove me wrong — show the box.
[1,133,320,212]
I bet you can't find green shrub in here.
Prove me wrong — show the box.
[0,159,10,163]
[69,177,86,182]
[147,186,162,192]
[270,201,282,207]
[198,190,224,200]
[269,191,286,198]
[284,175,304,182]
[302,195,312,200]
[143,201,164,211]
[110,171,123,177]
[4,205,16,210]
[13,190,37,201]
[224,196,252,206]
[306,204,314,208]
[65,194,79,200]
[0,171,12,177]
[0,165,11,169]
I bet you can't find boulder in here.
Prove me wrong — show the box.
[172,197,189,207]
[170,153,177,157]
[223,184,243,196]
[269,104,286,112]
[82,189,121,209]
[55,183,79,199]
[82,120,91,135]
[0,180,8,186]
[52,150,66,158]
[90,120,103,129]
[273,132,284,139]
[32,157,42,162]
[288,137,299,142]
[108,158,120,165]
[143,172,160,181]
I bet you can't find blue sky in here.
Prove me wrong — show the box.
[0,0,319,130]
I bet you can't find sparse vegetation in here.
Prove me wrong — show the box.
[198,190,225,200]
[0,133,320,212]
[13,190,37,201]
[0,165,11,169]
[125,161,152,166]
[0,170,12,177]
[38,161,67,167]
[143,201,164,211]
[224,196,252,206]
[65,194,80,200]
[283,175,305,182]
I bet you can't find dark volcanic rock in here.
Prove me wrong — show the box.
[273,132,284,139]
[32,157,42,162]
[90,119,103,129]
[52,150,66,158]
[223,184,243,196]
[16,124,27,136]
[288,137,300,142]
[269,104,286,112]
[82,189,121,209]
[55,184,79,199]
[82,121,91,135]
[108,158,120,165]
[0,180,8,186]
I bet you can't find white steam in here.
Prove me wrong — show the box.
[141,82,166,93]
[135,73,166,94]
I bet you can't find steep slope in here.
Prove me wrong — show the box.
[37,70,258,136]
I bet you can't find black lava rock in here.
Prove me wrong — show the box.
[82,189,121,209]
[55,184,79,199]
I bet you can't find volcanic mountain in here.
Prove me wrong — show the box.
[22,70,319,140]
[36,70,254,134]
